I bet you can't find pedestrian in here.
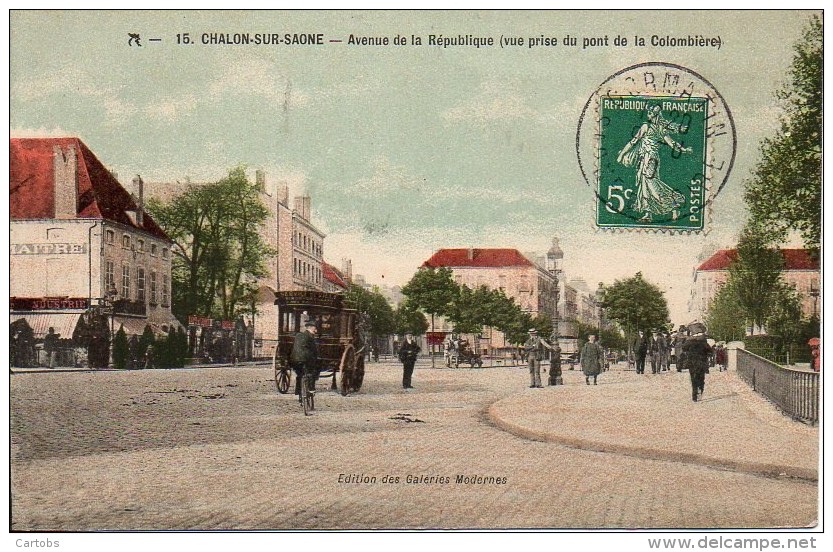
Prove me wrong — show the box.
[580,334,604,385]
[659,331,671,371]
[43,327,59,368]
[523,328,554,388]
[128,335,140,370]
[715,342,727,372]
[398,333,421,389]
[635,330,648,374]
[549,341,563,386]
[673,325,688,372]
[649,332,661,374]
[291,321,320,398]
[144,343,155,370]
[682,322,713,402]
[808,338,820,372]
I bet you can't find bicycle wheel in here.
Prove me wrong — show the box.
[302,375,314,416]
[276,368,290,394]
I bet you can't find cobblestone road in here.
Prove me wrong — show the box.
[11,362,817,530]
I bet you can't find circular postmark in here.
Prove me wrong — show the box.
[576,62,737,232]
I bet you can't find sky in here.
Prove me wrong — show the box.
[9,10,817,323]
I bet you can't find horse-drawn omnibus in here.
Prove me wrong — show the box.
[272,291,366,399]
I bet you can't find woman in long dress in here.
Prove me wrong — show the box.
[616,105,691,222]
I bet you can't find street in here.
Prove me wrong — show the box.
[11,361,817,530]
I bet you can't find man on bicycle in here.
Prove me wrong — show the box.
[291,321,320,399]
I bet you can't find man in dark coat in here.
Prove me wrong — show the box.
[291,322,320,396]
[580,334,604,385]
[682,322,713,401]
[398,333,421,389]
[635,330,648,374]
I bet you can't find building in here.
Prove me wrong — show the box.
[322,261,350,293]
[10,137,179,366]
[691,248,821,321]
[421,247,559,352]
[251,171,327,357]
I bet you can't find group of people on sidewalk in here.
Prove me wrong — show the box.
[523,328,604,388]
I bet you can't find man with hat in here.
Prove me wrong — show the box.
[397,333,421,389]
[291,320,320,399]
[682,321,712,401]
[524,328,554,388]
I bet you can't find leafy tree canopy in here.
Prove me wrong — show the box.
[599,272,670,335]
[745,15,821,253]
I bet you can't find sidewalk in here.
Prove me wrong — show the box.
[488,366,819,481]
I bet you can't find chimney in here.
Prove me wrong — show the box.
[53,145,77,219]
[303,195,311,220]
[132,175,144,227]
[342,258,353,281]
[255,169,266,191]
[278,183,289,206]
[294,195,309,220]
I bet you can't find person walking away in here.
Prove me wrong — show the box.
[658,331,670,371]
[549,342,563,386]
[144,343,156,370]
[682,322,712,401]
[635,330,648,374]
[673,325,688,372]
[715,343,727,372]
[524,328,554,388]
[650,332,661,374]
[43,327,59,368]
[581,334,604,385]
[291,321,320,399]
[398,333,420,389]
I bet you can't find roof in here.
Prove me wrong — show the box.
[322,261,349,289]
[10,137,169,241]
[697,249,819,271]
[422,248,534,269]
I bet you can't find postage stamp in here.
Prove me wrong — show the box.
[576,62,737,233]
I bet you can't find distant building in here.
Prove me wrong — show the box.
[691,248,820,321]
[421,248,558,351]
[322,261,349,293]
[10,137,180,365]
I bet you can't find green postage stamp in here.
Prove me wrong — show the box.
[597,95,708,230]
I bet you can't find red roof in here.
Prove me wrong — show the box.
[697,249,819,271]
[423,248,534,268]
[10,137,169,241]
[322,261,349,289]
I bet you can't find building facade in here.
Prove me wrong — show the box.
[421,248,559,352]
[10,137,179,366]
[690,248,821,321]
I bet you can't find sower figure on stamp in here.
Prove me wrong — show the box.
[291,321,320,399]
[682,322,712,402]
[524,328,554,388]
[580,334,604,385]
[398,333,420,389]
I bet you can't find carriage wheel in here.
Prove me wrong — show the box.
[352,355,365,391]
[340,346,356,396]
[273,351,291,394]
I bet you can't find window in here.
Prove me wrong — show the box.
[136,267,146,303]
[105,229,115,245]
[150,271,158,305]
[162,248,169,259]
[122,234,131,249]
[122,264,131,298]
[162,275,170,307]
[150,243,157,256]
[105,260,115,294]
[137,239,145,252]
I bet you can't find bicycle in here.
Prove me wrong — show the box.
[299,372,316,416]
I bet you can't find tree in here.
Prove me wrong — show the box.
[147,166,274,322]
[728,229,787,333]
[344,284,396,339]
[393,301,429,336]
[112,325,128,370]
[705,281,746,343]
[401,267,459,327]
[745,15,821,253]
[600,272,670,337]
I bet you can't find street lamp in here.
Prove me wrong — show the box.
[809,281,819,318]
[546,237,563,385]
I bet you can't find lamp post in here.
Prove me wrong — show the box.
[546,237,563,385]
[809,281,819,318]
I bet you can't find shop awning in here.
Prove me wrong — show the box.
[111,316,151,336]
[10,313,83,339]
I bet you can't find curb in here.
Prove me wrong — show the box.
[487,400,818,483]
